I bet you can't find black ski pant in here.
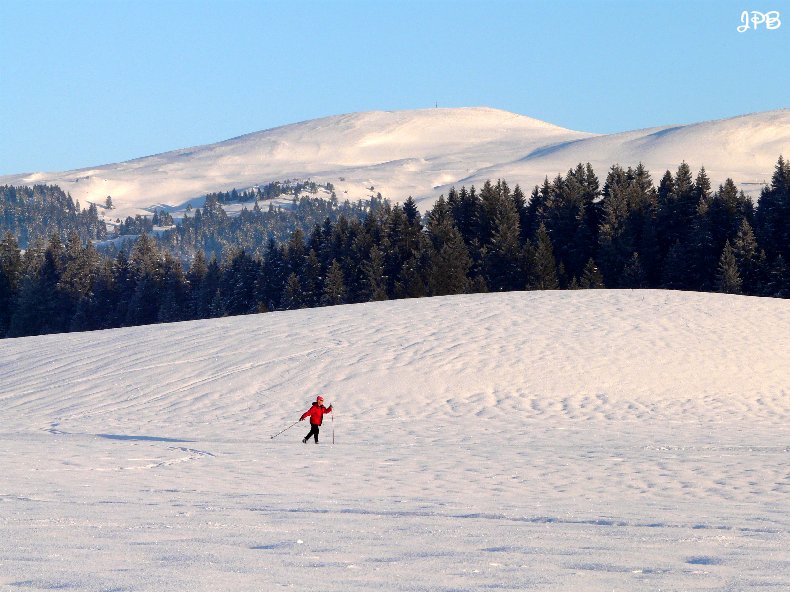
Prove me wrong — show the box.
[304,424,320,443]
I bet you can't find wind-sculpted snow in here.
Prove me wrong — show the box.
[1,107,787,218]
[1,290,788,591]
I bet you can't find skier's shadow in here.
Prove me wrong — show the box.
[96,433,194,443]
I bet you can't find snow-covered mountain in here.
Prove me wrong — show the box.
[2,290,789,590]
[2,106,788,218]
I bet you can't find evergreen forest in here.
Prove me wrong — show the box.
[1,157,789,339]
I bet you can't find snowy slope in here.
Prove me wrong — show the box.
[463,109,790,195]
[1,107,787,219]
[1,290,788,591]
[0,108,590,219]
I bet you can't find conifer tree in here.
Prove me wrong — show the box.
[344,223,373,302]
[300,250,323,307]
[197,257,222,318]
[8,234,63,336]
[620,252,647,288]
[257,239,287,311]
[546,164,595,279]
[755,156,790,262]
[511,184,528,239]
[484,189,522,291]
[395,253,428,299]
[693,167,712,206]
[637,211,661,285]
[428,222,471,296]
[477,180,501,247]
[0,232,22,336]
[765,254,789,298]
[86,258,119,330]
[282,272,304,310]
[285,228,306,275]
[732,218,759,294]
[59,233,100,329]
[126,233,162,326]
[580,163,602,244]
[449,186,479,246]
[403,196,420,225]
[187,250,209,319]
[557,262,569,289]
[579,258,605,289]
[531,223,559,290]
[688,196,716,290]
[597,165,632,284]
[363,246,388,301]
[113,249,132,324]
[661,241,689,290]
[383,206,411,293]
[209,288,225,318]
[716,240,742,294]
[656,169,676,254]
[158,251,188,323]
[223,250,260,315]
[524,185,542,242]
[427,195,451,229]
[321,259,346,306]
[675,162,697,223]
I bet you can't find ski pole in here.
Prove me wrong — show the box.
[270,420,300,440]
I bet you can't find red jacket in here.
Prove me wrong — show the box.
[300,402,332,425]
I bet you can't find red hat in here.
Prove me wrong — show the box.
[316,395,324,402]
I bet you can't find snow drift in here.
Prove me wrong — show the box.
[1,290,788,591]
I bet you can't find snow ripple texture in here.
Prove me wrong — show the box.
[1,290,788,591]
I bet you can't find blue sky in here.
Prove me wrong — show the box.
[1,0,787,174]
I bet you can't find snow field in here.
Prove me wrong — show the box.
[1,290,788,591]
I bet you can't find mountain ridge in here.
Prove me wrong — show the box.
[1,106,787,218]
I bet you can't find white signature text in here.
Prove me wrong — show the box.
[737,10,781,32]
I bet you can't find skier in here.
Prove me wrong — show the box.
[299,395,332,444]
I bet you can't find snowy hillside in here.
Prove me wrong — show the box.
[2,290,788,591]
[465,109,790,195]
[1,107,788,218]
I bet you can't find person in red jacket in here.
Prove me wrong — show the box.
[300,395,332,443]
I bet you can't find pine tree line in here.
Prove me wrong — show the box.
[206,180,334,204]
[0,184,107,247]
[147,193,385,262]
[1,158,788,339]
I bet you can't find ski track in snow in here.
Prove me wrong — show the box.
[1,290,788,591]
